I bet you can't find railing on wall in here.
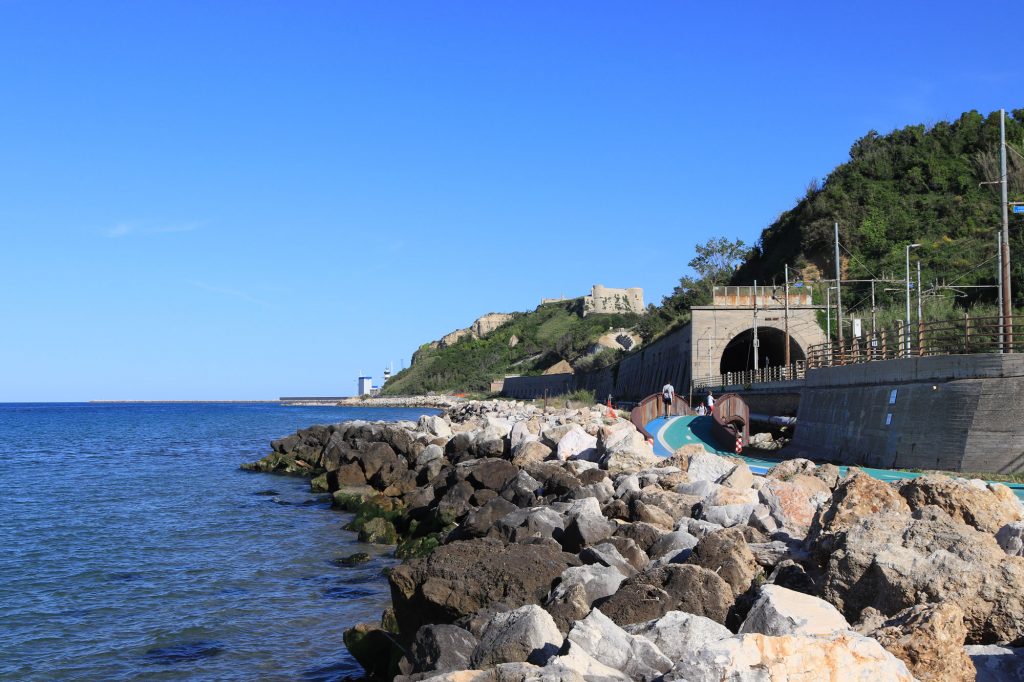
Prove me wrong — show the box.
[629,392,693,441]
[806,315,1016,369]
[691,362,806,392]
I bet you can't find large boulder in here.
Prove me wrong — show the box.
[688,528,759,597]
[556,426,599,462]
[624,610,732,662]
[388,538,577,643]
[997,521,1024,556]
[739,585,849,636]
[597,564,734,626]
[510,439,552,468]
[807,471,910,554]
[868,602,975,682]
[818,505,1024,643]
[548,564,626,607]
[561,497,616,552]
[469,605,562,668]
[600,431,660,475]
[565,608,672,681]
[661,631,914,681]
[687,451,735,483]
[409,624,478,674]
[899,475,1024,534]
[759,474,832,536]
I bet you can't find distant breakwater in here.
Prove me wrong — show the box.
[334,395,465,410]
[244,399,1024,681]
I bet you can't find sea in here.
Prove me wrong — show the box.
[0,402,438,681]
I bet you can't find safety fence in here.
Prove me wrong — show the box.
[691,362,806,392]
[806,315,1016,368]
[629,392,693,441]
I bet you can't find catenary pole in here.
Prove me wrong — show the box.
[1001,109,1013,350]
[784,264,791,370]
[834,222,843,346]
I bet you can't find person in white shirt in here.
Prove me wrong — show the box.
[706,390,716,413]
[661,383,675,418]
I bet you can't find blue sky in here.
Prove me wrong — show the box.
[1,1,1020,400]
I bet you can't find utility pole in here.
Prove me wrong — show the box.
[906,243,921,354]
[784,264,791,369]
[834,222,844,346]
[826,285,831,342]
[998,230,1004,352]
[1000,108,1013,350]
[753,280,760,371]
[870,279,877,336]
[917,260,923,324]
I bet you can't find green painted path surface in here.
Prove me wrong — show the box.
[647,415,1024,501]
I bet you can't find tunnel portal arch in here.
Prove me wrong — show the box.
[718,327,806,375]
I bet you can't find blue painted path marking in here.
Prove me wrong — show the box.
[646,415,1024,501]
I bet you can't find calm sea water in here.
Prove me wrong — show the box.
[0,402,436,681]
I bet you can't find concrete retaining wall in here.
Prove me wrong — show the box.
[788,354,1024,473]
[501,373,575,400]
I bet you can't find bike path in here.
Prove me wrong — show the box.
[647,415,1024,501]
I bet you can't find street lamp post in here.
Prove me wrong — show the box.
[906,243,921,354]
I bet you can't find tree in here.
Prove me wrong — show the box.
[685,237,748,305]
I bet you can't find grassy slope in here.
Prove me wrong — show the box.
[381,301,640,395]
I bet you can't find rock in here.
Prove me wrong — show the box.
[702,485,758,507]
[460,498,518,538]
[601,536,649,573]
[700,502,757,528]
[630,500,675,529]
[510,439,552,468]
[561,497,616,552]
[359,516,399,544]
[543,582,591,635]
[868,602,975,682]
[818,506,1024,643]
[463,458,518,492]
[685,518,725,538]
[720,458,754,490]
[494,506,565,544]
[524,462,581,498]
[614,521,664,552]
[597,564,734,626]
[759,475,831,536]
[419,415,453,440]
[814,463,841,489]
[687,451,735,483]
[540,424,574,449]
[343,622,402,680]
[361,442,407,488]
[436,480,475,524]
[472,426,508,459]
[965,644,1024,682]
[549,564,627,606]
[388,537,577,643]
[541,642,631,681]
[997,521,1024,556]
[601,431,660,475]
[499,470,542,508]
[624,610,732,662]
[410,624,478,674]
[415,444,446,482]
[739,585,849,636]
[766,458,817,480]
[899,475,1024,534]
[807,471,910,553]
[688,527,759,596]
[566,608,672,681]
[649,530,699,560]
[556,426,599,462]
[469,605,562,668]
[636,488,696,522]
[661,631,914,681]
[578,542,638,577]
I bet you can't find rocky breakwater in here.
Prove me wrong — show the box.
[336,395,464,409]
[244,401,1024,682]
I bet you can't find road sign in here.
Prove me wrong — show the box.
[1013,205,1024,214]
[793,282,804,288]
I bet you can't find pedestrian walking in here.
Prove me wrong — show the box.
[706,389,715,414]
[661,383,675,419]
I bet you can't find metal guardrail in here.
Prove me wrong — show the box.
[692,363,806,392]
[806,315,1016,368]
[630,392,693,441]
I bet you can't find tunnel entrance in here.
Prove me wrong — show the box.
[719,327,805,374]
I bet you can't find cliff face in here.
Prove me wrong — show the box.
[431,313,517,351]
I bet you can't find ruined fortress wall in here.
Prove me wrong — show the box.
[583,285,645,316]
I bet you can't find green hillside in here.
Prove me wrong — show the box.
[735,108,1024,310]
[381,301,641,395]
